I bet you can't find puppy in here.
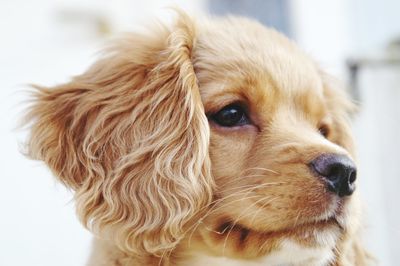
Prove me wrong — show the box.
[25,11,370,266]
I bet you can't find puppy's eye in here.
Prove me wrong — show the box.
[318,124,330,138]
[212,104,250,127]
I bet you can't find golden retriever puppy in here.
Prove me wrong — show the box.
[25,11,370,266]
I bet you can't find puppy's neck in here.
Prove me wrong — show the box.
[174,221,339,266]
[87,218,367,266]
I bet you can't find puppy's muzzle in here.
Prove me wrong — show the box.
[309,154,357,197]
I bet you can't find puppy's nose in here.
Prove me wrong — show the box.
[309,154,357,197]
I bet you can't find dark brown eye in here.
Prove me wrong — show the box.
[212,104,250,127]
[318,124,330,138]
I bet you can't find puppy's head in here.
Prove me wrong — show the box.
[25,12,359,258]
[193,17,360,259]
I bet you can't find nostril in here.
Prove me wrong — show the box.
[349,170,357,184]
[326,163,345,182]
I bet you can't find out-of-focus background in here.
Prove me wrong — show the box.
[1,0,399,265]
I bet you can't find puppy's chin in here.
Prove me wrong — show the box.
[208,189,352,239]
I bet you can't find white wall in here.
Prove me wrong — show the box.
[353,66,400,266]
[347,0,400,54]
[289,0,352,77]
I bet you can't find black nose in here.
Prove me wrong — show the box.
[309,154,357,197]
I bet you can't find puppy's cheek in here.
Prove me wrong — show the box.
[208,127,258,186]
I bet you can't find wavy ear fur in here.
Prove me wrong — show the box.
[25,13,214,255]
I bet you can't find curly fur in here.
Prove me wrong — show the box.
[24,11,371,266]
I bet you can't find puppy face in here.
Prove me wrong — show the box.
[190,18,358,258]
[25,12,359,260]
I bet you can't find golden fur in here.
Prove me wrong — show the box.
[24,11,370,265]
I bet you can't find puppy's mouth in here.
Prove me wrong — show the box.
[290,197,348,231]
[307,212,343,231]
[208,214,342,254]
[217,195,347,237]
[215,215,340,236]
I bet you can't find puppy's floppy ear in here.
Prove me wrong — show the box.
[25,12,214,255]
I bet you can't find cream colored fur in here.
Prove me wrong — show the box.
[24,11,371,266]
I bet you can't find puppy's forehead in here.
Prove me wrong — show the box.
[195,17,324,98]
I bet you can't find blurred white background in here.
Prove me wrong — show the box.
[1,0,399,265]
